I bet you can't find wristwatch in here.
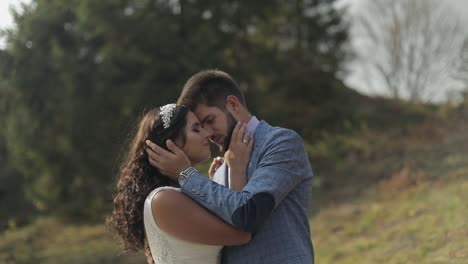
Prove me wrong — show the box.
[177,167,198,186]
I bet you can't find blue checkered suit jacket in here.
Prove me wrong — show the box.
[181,120,314,264]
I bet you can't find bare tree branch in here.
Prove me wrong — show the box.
[353,0,467,102]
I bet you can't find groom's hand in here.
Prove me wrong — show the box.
[145,139,191,180]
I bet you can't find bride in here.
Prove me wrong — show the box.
[107,104,253,263]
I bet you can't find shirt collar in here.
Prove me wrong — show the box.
[245,116,260,135]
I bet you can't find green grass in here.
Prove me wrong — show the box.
[2,174,466,264]
[0,218,144,264]
[312,171,468,264]
[310,106,468,263]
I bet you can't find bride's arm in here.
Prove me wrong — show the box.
[151,189,251,245]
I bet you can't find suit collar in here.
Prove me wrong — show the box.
[252,120,271,149]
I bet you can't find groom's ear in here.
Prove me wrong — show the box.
[225,95,241,114]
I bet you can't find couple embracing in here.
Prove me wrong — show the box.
[108,70,314,264]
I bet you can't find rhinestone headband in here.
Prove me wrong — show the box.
[160,104,177,129]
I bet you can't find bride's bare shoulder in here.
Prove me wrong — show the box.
[151,188,193,216]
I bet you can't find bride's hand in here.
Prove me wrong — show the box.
[225,122,254,191]
[208,156,224,178]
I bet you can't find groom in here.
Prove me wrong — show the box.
[146,70,314,263]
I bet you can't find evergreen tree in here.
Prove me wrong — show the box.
[0,0,351,221]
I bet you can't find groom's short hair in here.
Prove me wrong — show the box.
[177,70,246,110]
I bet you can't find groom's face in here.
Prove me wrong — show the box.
[193,103,237,152]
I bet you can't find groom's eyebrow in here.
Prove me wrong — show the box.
[200,114,213,125]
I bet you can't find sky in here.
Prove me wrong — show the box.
[0,0,29,49]
[1,0,468,100]
[341,0,468,101]
[341,0,468,14]
[0,0,27,30]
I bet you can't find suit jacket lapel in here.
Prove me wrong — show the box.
[225,164,230,188]
[247,121,270,178]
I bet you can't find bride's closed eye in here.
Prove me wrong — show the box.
[192,123,201,133]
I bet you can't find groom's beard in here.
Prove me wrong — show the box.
[221,112,237,152]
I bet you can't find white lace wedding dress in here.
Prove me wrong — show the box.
[144,187,222,264]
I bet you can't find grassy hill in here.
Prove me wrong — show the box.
[1,100,467,264]
[311,101,468,263]
[0,218,144,264]
[314,164,468,263]
[1,176,466,264]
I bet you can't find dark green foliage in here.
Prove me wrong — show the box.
[0,0,353,222]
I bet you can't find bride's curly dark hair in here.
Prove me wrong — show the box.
[107,105,189,252]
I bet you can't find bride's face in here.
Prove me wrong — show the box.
[175,111,212,166]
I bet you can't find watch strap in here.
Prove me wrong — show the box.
[177,167,198,186]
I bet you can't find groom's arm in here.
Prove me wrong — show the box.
[147,129,310,233]
[183,129,309,232]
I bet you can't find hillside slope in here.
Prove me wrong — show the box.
[1,101,467,263]
[311,102,468,263]
[313,169,468,263]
